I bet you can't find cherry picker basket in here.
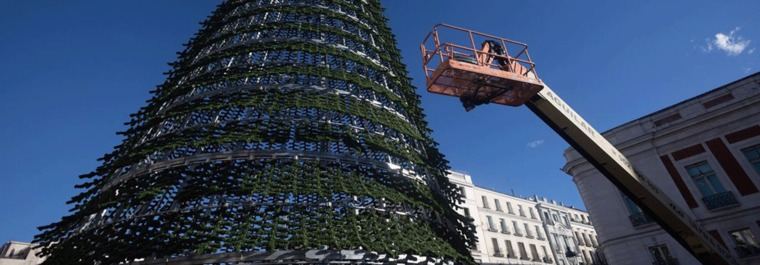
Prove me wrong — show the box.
[420,24,544,110]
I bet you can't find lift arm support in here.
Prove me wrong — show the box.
[525,85,737,265]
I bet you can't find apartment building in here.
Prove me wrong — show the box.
[0,241,44,265]
[448,171,601,265]
[536,198,602,265]
[563,72,760,265]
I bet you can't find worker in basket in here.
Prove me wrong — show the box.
[452,40,510,69]
[457,40,514,111]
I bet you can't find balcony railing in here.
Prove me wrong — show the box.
[736,245,760,258]
[652,257,679,265]
[702,191,739,210]
[629,212,654,227]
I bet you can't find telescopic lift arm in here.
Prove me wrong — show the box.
[420,23,737,265]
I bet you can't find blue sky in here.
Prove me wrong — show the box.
[0,1,758,243]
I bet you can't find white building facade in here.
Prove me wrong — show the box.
[0,241,44,265]
[535,199,603,265]
[563,72,760,265]
[448,171,602,264]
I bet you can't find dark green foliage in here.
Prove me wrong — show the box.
[35,0,476,264]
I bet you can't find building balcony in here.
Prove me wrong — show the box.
[702,191,739,210]
[736,245,760,258]
[652,257,679,265]
[629,212,654,227]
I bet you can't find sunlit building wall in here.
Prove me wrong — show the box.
[563,72,760,265]
[448,171,602,264]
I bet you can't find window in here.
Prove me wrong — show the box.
[541,246,550,262]
[495,199,503,212]
[685,161,726,196]
[530,244,541,261]
[742,144,760,174]
[563,216,571,226]
[459,187,467,198]
[500,218,510,234]
[529,208,536,219]
[575,232,584,246]
[513,221,522,236]
[535,225,544,239]
[729,228,760,257]
[487,216,497,231]
[622,194,643,214]
[524,223,533,238]
[553,234,564,253]
[518,205,526,216]
[507,202,514,214]
[582,233,592,246]
[548,233,558,250]
[563,236,575,253]
[491,238,503,256]
[649,244,673,264]
[518,242,529,260]
[544,212,554,225]
[552,214,559,222]
[622,193,654,226]
[505,240,516,258]
[463,207,470,217]
[583,250,591,264]
[482,196,490,209]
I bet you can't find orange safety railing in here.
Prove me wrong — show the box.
[420,24,539,82]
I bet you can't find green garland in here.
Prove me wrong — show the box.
[35,0,477,264]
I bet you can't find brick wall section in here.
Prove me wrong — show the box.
[671,144,706,161]
[705,138,759,195]
[659,155,699,208]
[725,125,760,143]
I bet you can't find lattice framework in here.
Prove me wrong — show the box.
[34,1,476,264]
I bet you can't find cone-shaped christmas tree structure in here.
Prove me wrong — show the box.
[34,1,475,264]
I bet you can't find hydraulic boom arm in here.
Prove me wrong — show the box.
[420,23,737,265]
[526,85,737,265]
